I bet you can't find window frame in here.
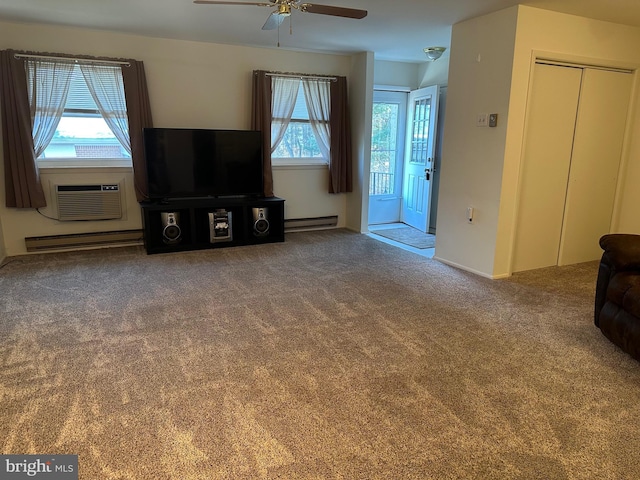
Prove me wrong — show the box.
[270,77,330,167]
[31,61,132,168]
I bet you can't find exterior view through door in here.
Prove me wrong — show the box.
[368,89,407,225]
[369,86,440,234]
[369,86,439,233]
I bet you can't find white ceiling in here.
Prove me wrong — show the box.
[1,0,640,63]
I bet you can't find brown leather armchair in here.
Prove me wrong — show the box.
[595,234,640,361]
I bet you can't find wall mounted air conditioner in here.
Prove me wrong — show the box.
[55,184,123,221]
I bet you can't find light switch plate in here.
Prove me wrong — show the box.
[489,113,498,127]
[477,113,488,127]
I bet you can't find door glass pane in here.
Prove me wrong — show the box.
[410,98,430,165]
[370,102,399,195]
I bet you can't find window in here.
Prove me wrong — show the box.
[26,59,131,166]
[370,101,401,195]
[252,70,351,196]
[272,87,323,160]
[270,76,331,166]
[41,66,129,160]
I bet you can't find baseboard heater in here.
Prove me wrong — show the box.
[25,230,143,252]
[284,215,338,232]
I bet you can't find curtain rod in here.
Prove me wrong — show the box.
[265,72,337,82]
[14,53,130,67]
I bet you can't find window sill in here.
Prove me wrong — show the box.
[272,160,328,170]
[272,163,328,171]
[38,164,133,175]
[37,159,133,173]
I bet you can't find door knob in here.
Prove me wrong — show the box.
[424,168,431,181]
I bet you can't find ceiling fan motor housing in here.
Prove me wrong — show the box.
[194,0,368,22]
[278,4,292,16]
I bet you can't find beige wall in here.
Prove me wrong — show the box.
[374,60,420,90]
[0,214,5,262]
[0,20,359,256]
[497,6,640,276]
[418,57,450,88]
[346,52,375,232]
[434,6,518,278]
[436,5,640,278]
[372,58,448,91]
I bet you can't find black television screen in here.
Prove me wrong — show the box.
[143,128,264,200]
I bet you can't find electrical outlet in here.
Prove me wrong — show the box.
[477,114,488,127]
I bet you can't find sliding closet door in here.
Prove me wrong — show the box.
[558,69,633,265]
[513,63,632,273]
[512,64,582,272]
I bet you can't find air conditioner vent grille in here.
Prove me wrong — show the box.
[56,184,122,221]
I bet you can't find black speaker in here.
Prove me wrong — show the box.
[160,212,182,245]
[252,207,270,237]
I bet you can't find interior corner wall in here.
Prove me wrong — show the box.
[418,57,450,88]
[617,114,640,232]
[373,58,450,92]
[436,5,640,278]
[433,6,518,278]
[345,51,374,233]
[0,215,6,262]
[373,60,420,90]
[493,6,640,276]
[0,20,353,255]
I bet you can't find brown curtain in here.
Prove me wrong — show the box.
[329,76,352,194]
[122,60,153,202]
[0,49,46,208]
[251,71,351,195]
[251,70,274,198]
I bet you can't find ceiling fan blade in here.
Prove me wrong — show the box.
[301,3,367,19]
[262,12,286,30]
[193,1,272,6]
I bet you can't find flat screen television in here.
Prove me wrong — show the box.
[143,128,264,200]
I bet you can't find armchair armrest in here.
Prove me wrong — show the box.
[599,234,640,271]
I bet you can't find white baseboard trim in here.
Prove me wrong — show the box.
[432,256,511,280]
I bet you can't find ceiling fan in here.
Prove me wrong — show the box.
[193,0,368,31]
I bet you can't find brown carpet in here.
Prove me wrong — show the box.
[371,225,436,249]
[1,229,639,479]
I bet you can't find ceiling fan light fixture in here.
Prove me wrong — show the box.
[194,0,368,32]
[424,46,446,61]
[277,4,292,16]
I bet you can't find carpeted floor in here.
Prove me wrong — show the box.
[1,229,639,479]
[370,225,436,249]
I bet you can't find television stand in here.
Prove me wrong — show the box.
[140,196,284,254]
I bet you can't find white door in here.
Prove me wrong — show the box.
[512,63,632,272]
[368,90,407,225]
[512,64,582,272]
[558,68,633,265]
[401,85,439,232]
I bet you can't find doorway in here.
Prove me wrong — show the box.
[369,87,438,256]
[368,86,441,254]
[368,89,407,225]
